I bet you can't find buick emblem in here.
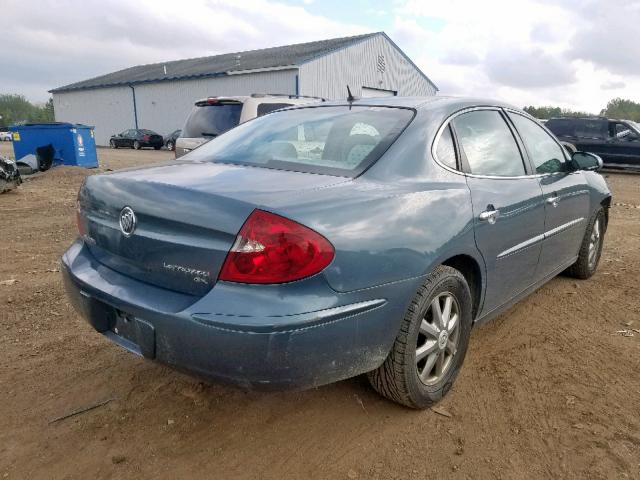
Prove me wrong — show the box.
[119,206,137,237]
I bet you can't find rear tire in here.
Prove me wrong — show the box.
[166,141,174,151]
[133,141,141,150]
[565,207,605,279]
[368,265,473,409]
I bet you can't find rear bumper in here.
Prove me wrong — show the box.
[62,240,416,390]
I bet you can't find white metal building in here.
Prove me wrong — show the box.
[51,32,438,146]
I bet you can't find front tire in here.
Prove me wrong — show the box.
[565,207,605,279]
[133,140,141,150]
[166,141,174,151]
[109,139,117,149]
[368,265,473,409]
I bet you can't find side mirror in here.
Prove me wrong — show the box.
[571,151,603,171]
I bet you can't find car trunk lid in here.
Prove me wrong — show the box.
[78,160,348,296]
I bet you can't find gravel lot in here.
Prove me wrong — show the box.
[1,142,639,479]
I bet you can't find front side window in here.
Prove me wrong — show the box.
[187,106,414,177]
[509,113,566,174]
[453,110,525,176]
[611,122,640,140]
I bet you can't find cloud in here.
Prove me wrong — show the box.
[0,0,367,101]
[2,0,640,114]
[485,48,577,88]
[549,0,640,75]
[530,24,561,43]
[601,80,626,90]
[440,49,480,66]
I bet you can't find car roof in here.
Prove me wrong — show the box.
[286,95,520,113]
[193,95,321,105]
[547,117,608,121]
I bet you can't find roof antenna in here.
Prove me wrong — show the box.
[346,85,355,103]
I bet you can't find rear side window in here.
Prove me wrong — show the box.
[187,106,415,177]
[257,103,292,116]
[545,119,575,137]
[435,125,457,169]
[453,110,525,176]
[182,103,243,138]
[509,113,566,174]
[574,119,607,140]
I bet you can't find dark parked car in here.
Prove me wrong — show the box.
[164,129,181,151]
[64,97,610,408]
[109,129,163,150]
[546,117,640,170]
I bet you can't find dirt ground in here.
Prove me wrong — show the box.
[1,142,639,480]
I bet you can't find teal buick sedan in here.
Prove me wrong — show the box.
[63,96,611,408]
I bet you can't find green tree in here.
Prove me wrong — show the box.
[0,94,55,127]
[601,98,640,121]
[523,105,593,119]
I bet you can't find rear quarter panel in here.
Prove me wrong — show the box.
[268,110,481,293]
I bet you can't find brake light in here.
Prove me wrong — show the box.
[76,200,86,237]
[143,134,150,141]
[207,97,218,104]
[219,210,334,284]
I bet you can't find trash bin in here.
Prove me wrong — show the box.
[9,123,98,170]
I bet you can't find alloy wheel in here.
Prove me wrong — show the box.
[416,292,461,386]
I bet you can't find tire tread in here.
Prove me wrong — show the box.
[368,265,467,408]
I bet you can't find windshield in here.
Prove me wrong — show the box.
[182,103,243,138]
[186,106,415,177]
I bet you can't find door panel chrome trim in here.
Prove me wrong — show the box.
[544,217,584,238]
[497,233,545,259]
[496,217,585,259]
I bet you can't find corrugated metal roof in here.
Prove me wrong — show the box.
[51,32,380,93]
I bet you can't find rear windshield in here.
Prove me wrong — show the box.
[182,103,243,138]
[186,106,415,177]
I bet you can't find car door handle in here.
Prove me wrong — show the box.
[479,206,500,224]
[546,194,559,207]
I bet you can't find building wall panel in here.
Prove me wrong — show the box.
[299,34,437,100]
[134,69,298,139]
[53,87,134,146]
[54,69,297,146]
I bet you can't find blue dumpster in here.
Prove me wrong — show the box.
[9,123,98,169]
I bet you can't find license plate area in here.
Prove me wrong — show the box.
[106,309,156,359]
[111,311,137,343]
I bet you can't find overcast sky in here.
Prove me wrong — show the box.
[2,0,639,112]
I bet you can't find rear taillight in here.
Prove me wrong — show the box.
[76,200,86,237]
[219,210,334,284]
[143,134,150,141]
